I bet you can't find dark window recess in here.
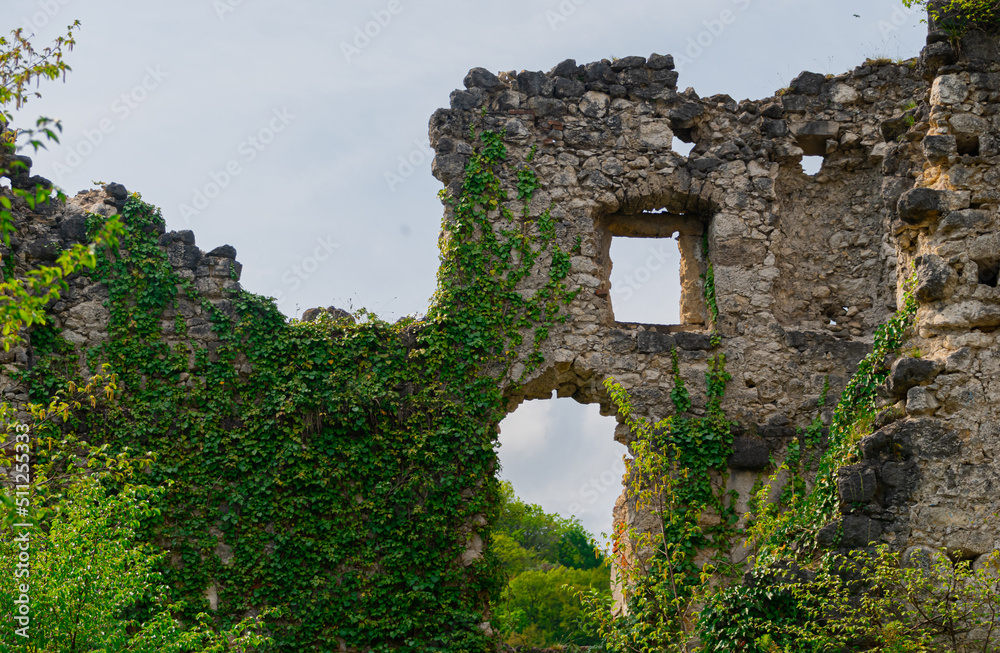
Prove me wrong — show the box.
[976,258,1000,287]
[957,135,980,157]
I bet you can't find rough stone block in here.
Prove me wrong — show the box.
[59,215,88,244]
[888,356,944,396]
[637,330,674,354]
[550,58,580,78]
[728,436,770,470]
[673,331,714,351]
[882,418,961,459]
[645,53,674,70]
[837,463,877,506]
[906,386,940,416]
[931,74,969,105]
[922,41,957,73]
[897,188,969,226]
[463,67,501,90]
[516,70,553,97]
[207,244,237,259]
[789,71,826,95]
[611,55,646,71]
[449,87,485,110]
[922,134,957,165]
[938,209,991,237]
[817,515,883,549]
[553,76,585,98]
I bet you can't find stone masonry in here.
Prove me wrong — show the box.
[430,19,1000,608]
[4,10,1000,631]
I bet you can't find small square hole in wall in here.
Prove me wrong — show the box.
[609,236,682,324]
[801,155,824,176]
[957,135,980,157]
[976,258,1000,287]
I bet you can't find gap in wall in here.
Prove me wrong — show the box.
[496,395,624,542]
[672,136,695,158]
[801,155,824,176]
[609,236,682,325]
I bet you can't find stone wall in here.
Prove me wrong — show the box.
[4,13,1000,644]
[429,22,1000,605]
[0,182,242,411]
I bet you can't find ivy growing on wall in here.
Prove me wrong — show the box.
[27,128,577,651]
[580,249,740,650]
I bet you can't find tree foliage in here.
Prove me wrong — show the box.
[903,0,1000,35]
[0,23,124,351]
[491,481,609,646]
[0,25,271,652]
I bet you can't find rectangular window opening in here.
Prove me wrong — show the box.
[609,234,707,326]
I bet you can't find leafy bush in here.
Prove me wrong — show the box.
[703,546,1000,652]
[0,467,271,652]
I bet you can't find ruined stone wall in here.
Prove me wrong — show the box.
[0,182,242,407]
[5,16,1000,645]
[429,49,940,585]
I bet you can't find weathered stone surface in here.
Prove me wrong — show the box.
[837,463,877,506]
[818,515,883,548]
[921,41,957,73]
[517,71,553,97]
[728,436,770,470]
[898,187,946,225]
[922,134,956,165]
[636,331,675,354]
[914,254,955,303]
[550,58,580,78]
[646,53,674,70]
[789,71,826,95]
[463,67,501,90]
[15,34,1000,633]
[888,357,944,396]
[449,87,486,110]
[906,386,940,416]
[105,181,128,200]
[59,215,88,244]
[207,244,237,259]
[931,74,968,105]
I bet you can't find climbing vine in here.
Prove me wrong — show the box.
[903,0,1000,39]
[701,234,721,346]
[582,242,738,652]
[25,128,577,651]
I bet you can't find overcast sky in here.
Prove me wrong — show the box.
[4,0,926,540]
